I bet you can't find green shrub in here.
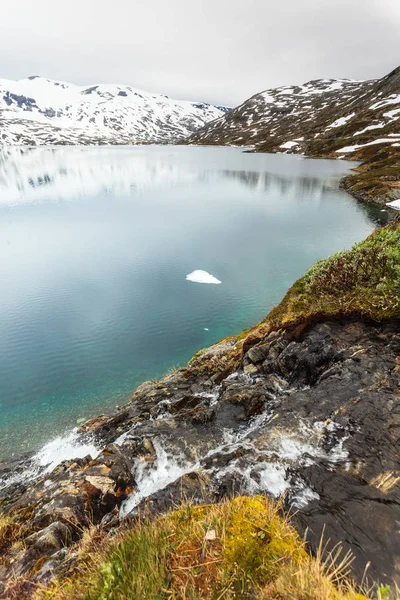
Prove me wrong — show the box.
[267,223,400,328]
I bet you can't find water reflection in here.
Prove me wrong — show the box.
[222,169,337,197]
[221,168,387,226]
[0,146,386,230]
[0,145,386,458]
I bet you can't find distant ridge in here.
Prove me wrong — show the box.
[187,65,400,161]
[0,76,228,145]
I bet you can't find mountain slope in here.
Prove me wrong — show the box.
[187,67,400,192]
[0,76,226,145]
[187,66,400,206]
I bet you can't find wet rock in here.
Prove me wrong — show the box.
[168,395,203,413]
[20,521,74,575]
[2,317,400,591]
[246,341,273,364]
[25,521,73,552]
[211,366,234,384]
[191,407,216,425]
[35,548,69,583]
[276,340,338,384]
[136,471,216,516]
[243,363,259,375]
[100,511,120,531]
[221,383,271,420]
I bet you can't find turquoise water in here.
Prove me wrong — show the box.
[0,146,386,459]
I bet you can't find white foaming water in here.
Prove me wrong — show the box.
[205,416,349,507]
[250,463,290,498]
[196,388,221,407]
[292,485,320,508]
[121,438,199,517]
[186,270,221,284]
[35,429,100,474]
[0,429,100,492]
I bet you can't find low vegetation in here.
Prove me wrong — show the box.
[266,222,400,329]
[342,145,400,205]
[41,496,372,600]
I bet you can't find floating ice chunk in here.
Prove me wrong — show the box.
[186,270,221,284]
[204,327,209,331]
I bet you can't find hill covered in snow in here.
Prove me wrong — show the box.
[0,76,226,145]
[187,65,400,205]
[187,66,400,160]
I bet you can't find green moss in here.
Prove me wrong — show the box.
[223,496,306,584]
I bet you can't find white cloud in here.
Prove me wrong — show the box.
[0,0,399,106]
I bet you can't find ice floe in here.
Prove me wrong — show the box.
[186,270,221,284]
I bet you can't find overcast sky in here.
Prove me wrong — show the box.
[0,0,399,106]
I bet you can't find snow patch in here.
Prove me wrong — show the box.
[326,113,355,130]
[370,94,400,110]
[384,108,400,120]
[354,123,385,136]
[336,137,400,153]
[279,141,299,149]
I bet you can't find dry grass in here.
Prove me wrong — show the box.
[0,512,22,554]
[41,496,374,600]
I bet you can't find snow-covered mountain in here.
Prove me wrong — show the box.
[0,76,227,145]
[187,66,400,160]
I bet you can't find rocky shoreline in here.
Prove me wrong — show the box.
[1,171,400,598]
[1,315,400,596]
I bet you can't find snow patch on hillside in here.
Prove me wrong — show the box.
[0,76,227,146]
[326,113,355,129]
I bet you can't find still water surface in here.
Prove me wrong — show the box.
[0,146,386,458]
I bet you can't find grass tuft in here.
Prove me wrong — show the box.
[42,496,374,600]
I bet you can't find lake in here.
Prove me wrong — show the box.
[0,145,387,459]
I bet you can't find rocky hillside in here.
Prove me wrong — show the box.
[1,223,399,597]
[188,66,400,205]
[0,76,227,145]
